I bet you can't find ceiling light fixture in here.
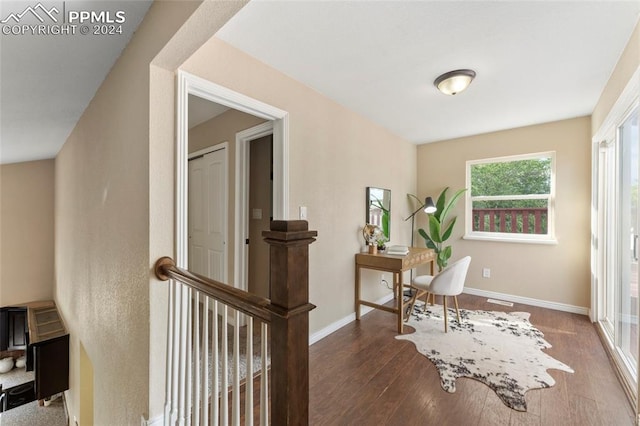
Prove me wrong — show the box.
[434,69,476,95]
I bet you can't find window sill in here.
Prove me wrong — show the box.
[463,233,558,245]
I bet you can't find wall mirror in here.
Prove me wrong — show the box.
[366,187,391,240]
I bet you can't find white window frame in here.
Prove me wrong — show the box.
[464,151,557,244]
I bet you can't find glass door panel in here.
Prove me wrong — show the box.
[619,108,639,374]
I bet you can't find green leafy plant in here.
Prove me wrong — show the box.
[410,187,466,271]
[371,196,390,240]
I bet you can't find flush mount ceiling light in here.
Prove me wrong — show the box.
[434,69,476,95]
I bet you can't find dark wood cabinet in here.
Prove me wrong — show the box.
[0,307,28,351]
[33,334,69,399]
[27,302,69,400]
[8,309,27,350]
[1,301,69,401]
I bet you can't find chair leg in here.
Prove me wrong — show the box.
[454,296,461,324]
[405,288,419,322]
[443,296,448,333]
[423,292,430,312]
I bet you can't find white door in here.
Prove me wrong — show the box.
[188,147,227,283]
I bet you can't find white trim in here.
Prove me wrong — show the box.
[467,150,555,166]
[463,287,589,316]
[595,322,638,410]
[309,293,394,345]
[235,122,275,294]
[593,66,640,143]
[591,65,640,324]
[465,151,556,243]
[141,415,164,426]
[308,287,589,346]
[463,234,558,245]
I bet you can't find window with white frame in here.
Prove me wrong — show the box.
[465,152,556,243]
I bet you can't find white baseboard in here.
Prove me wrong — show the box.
[309,288,590,346]
[463,287,590,316]
[141,415,163,426]
[309,292,394,345]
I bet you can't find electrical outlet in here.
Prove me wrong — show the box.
[381,274,387,286]
[482,268,491,278]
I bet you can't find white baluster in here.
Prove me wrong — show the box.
[178,284,189,426]
[260,323,268,426]
[193,293,200,426]
[232,309,240,426]
[202,297,209,426]
[245,317,254,426]
[212,301,219,426]
[164,279,175,426]
[221,305,229,426]
[186,288,193,426]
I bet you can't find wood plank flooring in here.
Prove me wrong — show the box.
[308,293,635,425]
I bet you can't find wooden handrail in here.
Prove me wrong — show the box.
[153,258,316,323]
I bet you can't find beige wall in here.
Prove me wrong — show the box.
[189,108,266,154]
[54,1,219,424]
[180,37,418,334]
[592,20,640,134]
[0,159,54,306]
[416,116,592,309]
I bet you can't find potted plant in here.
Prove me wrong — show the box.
[411,187,466,271]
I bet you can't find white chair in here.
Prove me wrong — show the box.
[408,256,471,332]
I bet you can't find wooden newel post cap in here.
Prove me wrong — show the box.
[262,220,318,244]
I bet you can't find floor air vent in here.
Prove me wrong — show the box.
[487,298,514,307]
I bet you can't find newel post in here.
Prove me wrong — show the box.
[263,220,317,425]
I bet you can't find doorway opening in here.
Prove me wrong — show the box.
[177,70,289,291]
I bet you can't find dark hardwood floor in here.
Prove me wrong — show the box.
[308,293,635,425]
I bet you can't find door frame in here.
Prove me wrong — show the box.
[176,71,289,287]
[591,65,640,415]
[188,143,229,284]
[235,123,274,296]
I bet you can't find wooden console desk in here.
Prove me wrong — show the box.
[355,247,435,334]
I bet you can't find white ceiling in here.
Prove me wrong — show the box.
[1,1,639,164]
[216,0,640,144]
[0,0,152,164]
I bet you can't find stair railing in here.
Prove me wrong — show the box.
[155,220,316,425]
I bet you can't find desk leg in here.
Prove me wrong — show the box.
[395,271,403,334]
[355,265,361,321]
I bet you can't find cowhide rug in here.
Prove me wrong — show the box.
[396,303,574,411]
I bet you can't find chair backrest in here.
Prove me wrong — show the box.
[429,256,471,296]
